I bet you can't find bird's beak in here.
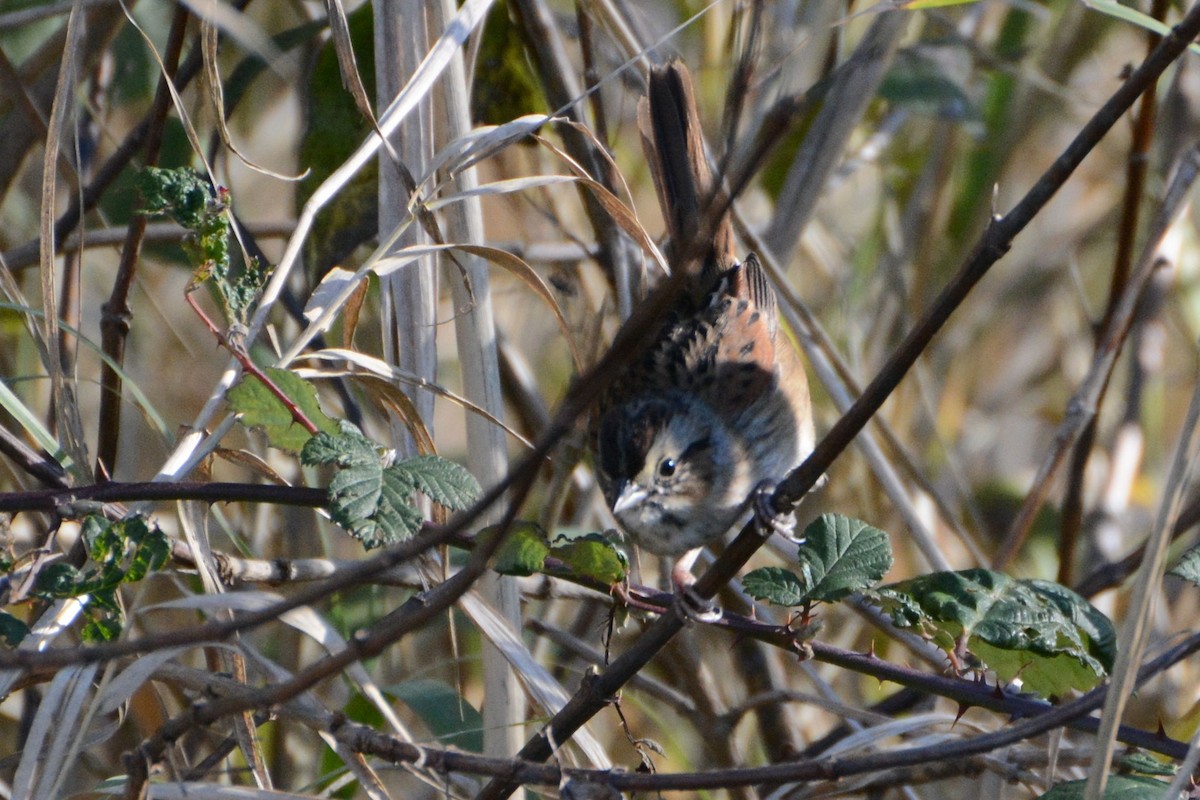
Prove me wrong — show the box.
[611,482,648,515]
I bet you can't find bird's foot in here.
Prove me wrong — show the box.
[671,558,722,624]
[753,480,801,542]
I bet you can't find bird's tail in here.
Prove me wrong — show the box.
[638,62,738,290]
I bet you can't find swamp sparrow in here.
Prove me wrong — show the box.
[595,63,815,599]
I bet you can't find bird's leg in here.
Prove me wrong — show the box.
[753,480,801,542]
[671,548,722,623]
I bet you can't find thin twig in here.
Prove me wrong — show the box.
[94,4,190,478]
[1058,0,1169,585]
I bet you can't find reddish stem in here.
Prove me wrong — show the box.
[185,290,319,436]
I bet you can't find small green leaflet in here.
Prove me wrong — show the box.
[870,569,1115,697]
[302,424,481,550]
[492,525,627,584]
[744,514,893,606]
[0,611,29,646]
[1116,751,1176,778]
[228,367,339,453]
[30,514,169,643]
[136,166,268,323]
[136,166,213,230]
[743,567,808,607]
[549,532,628,585]
[492,523,550,577]
[1168,543,1200,588]
[1036,775,1170,800]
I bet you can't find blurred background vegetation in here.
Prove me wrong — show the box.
[2,0,1200,797]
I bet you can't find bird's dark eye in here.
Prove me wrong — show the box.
[657,458,677,478]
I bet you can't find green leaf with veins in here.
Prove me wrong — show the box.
[794,514,893,602]
[743,567,809,607]
[228,367,339,453]
[870,569,1115,697]
[303,424,480,550]
[395,455,482,511]
[744,514,893,607]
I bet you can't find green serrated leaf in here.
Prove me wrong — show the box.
[308,426,450,549]
[229,367,339,453]
[136,166,213,229]
[82,616,122,644]
[81,515,113,560]
[744,567,809,606]
[1037,774,1170,800]
[1168,543,1200,587]
[0,611,30,646]
[550,533,627,584]
[326,459,423,549]
[35,563,83,598]
[795,514,893,603]
[492,523,550,576]
[301,422,378,467]
[871,569,1115,697]
[394,455,482,511]
[1026,579,1116,670]
[1117,751,1176,777]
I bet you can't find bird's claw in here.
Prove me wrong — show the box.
[753,480,801,542]
[670,557,722,623]
[673,585,722,624]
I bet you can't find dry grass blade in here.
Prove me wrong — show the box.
[38,0,89,479]
[534,135,667,275]
[301,238,581,370]
[295,350,535,448]
[762,9,906,265]
[199,18,306,181]
[12,663,98,798]
[323,0,377,127]
[426,114,554,182]
[1084,336,1200,798]
[179,0,299,80]
[349,372,438,454]
[459,590,612,769]
[378,241,583,371]
[95,647,190,716]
